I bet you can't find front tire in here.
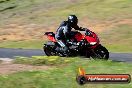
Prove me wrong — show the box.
[94,44,109,60]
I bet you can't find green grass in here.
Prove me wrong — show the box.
[0,0,79,26]
[14,56,76,66]
[100,24,132,52]
[0,0,131,26]
[0,56,132,88]
[103,44,132,52]
[0,40,44,49]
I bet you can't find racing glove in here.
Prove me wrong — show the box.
[79,27,86,31]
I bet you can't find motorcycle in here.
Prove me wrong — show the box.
[43,28,109,60]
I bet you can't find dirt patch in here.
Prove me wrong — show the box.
[0,18,131,41]
[114,19,132,25]
[0,58,51,75]
[67,0,77,3]
[80,18,132,33]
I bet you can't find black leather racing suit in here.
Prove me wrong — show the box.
[55,21,83,52]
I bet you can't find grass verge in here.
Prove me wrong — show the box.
[0,56,131,88]
[100,24,132,52]
[0,40,44,49]
[13,56,76,66]
[0,60,2,64]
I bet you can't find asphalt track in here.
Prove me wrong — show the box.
[0,48,132,62]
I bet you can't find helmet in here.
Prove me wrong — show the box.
[68,15,78,26]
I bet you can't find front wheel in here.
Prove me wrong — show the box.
[93,44,109,60]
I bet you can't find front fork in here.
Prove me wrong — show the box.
[90,45,102,59]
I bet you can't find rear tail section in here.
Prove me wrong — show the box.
[44,32,56,42]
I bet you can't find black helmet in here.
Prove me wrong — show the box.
[68,15,78,25]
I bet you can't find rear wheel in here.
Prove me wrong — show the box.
[94,44,109,60]
[43,41,56,56]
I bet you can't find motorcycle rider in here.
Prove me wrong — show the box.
[55,15,85,53]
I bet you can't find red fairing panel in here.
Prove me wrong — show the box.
[85,32,99,43]
[74,32,84,41]
[85,32,100,48]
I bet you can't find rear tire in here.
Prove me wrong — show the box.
[43,41,55,56]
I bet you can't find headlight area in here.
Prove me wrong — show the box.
[89,42,97,45]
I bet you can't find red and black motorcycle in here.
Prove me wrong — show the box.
[43,28,109,60]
